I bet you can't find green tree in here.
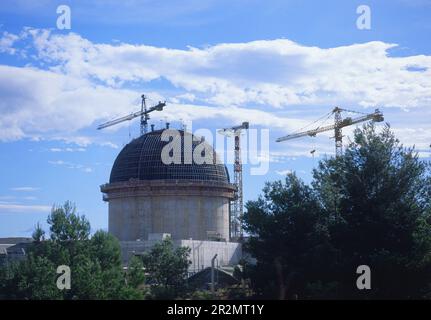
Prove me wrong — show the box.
[127,256,146,289]
[141,238,191,299]
[0,202,144,300]
[0,255,62,300]
[243,124,431,299]
[243,174,335,299]
[313,123,431,299]
[48,201,90,242]
[32,222,45,243]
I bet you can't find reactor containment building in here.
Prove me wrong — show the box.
[100,128,242,271]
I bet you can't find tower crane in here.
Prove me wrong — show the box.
[276,107,384,156]
[218,122,249,240]
[97,94,166,135]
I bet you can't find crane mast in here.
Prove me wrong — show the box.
[334,107,343,157]
[218,122,249,240]
[140,94,148,136]
[276,108,383,156]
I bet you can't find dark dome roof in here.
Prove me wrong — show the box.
[109,129,230,184]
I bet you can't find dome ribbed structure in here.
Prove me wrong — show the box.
[109,129,229,184]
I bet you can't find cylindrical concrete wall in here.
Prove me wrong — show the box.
[101,179,235,242]
[108,195,230,241]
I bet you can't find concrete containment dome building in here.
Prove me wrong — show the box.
[101,129,236,242]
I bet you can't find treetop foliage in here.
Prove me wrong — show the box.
[244,123,431,299]
[0,202,145,300]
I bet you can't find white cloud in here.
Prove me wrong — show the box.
[48,135,119,148]
[13,29,429,109]
[0,28,429,157]
[49,147,86,152]
[0,203,51,213]
[163,103,307,129]
[98,141,119,149]
[0,196,15,200]
[392,127,431,151]
[276,169,292,176]
[0,63,139,141]
[48,160,93,173]
[11,187,39,192]
[174,93,196,103]
[48,160,65,165]
[0,31,19,54]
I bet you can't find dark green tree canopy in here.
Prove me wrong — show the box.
[244,174,335,299]
[313,124,431,298]
[47,201,90,242]
[140,238,191,299]
[244,124,431,299]
[0,202,144,300]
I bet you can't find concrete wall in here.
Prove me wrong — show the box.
[120,239,242,271]
[181,240,242,273]
[109,195,230,241]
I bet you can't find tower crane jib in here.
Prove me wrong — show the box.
[276,108,384,156]
[97,94,166,135]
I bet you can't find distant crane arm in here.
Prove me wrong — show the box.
[97,102,166,130]
[218,122,249,136]
[276,109,383,142]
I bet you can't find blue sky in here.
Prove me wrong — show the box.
[0,0,430,237]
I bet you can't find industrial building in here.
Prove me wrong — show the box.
[100,127,243,272]
[0,238,32,267]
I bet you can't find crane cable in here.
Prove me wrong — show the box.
[291,110,333,135]
[291,107,367,136]
[338,108,367,115]
[313,111,335,132]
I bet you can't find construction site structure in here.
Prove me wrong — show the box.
[97,94,166,135]
[276,107,384,156]
[218,122,249,240]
